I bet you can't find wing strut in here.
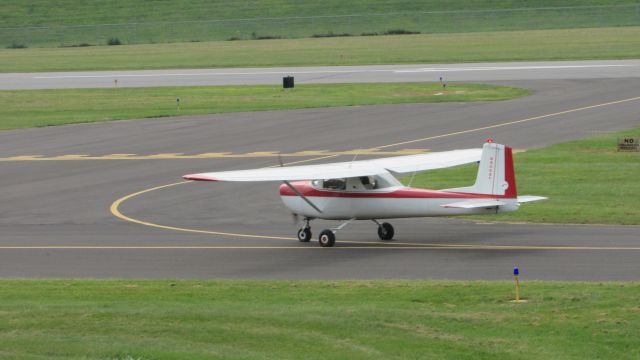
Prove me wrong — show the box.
[282,181,323,214]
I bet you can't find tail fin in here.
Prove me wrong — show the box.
[445,142,517,198]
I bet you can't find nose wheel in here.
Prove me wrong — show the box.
[297,217,312,242]
[297,227,312,242]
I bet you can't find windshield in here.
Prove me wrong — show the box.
[311,175,398,191]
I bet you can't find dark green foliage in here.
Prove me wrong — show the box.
[107,37,122,45]
[384,29,420,35]
[6,41,27,48]
[312,32,353,37]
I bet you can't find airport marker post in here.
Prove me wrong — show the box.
[512,267,527,303]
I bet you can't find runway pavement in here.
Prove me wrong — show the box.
[1,60,639,89]
[1,62,639,280]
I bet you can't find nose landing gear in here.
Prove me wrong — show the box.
[297,227,312,242]
[297,217,312,242]
[296,218,395,247]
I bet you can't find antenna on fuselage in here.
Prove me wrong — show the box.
[349,151,360,168]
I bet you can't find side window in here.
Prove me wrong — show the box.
[373,174,398,189]
[323,178,346,190]
[359,176,378,190]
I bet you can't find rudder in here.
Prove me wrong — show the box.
[445,142,517,198]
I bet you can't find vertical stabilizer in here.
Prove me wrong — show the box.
[444,142,517,198]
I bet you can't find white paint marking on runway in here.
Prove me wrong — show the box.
[393,64,633,73]
[32,69,390,79]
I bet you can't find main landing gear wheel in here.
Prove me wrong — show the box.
[297,228,312,242]
[377,222,395,241]
[318,230,336,247]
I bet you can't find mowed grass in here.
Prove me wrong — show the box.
[0,280,639,359]
[2,27,640,73]
[404,126,640,225]
[0,83,527,130]
[2,0,638,47]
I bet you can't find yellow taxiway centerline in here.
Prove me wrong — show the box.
[2,245,640,250]
[0,149,429,161]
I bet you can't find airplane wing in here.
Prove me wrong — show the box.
[184,148,482,182]
[440,199,506,209]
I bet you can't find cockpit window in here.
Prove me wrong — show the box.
[313,175,399,191]
[323,178,346,190]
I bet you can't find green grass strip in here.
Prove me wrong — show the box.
[0,279,638,359]
[0,83,527,130]
[404,126,640,225]
[1,27,640,72]
[2,0,638,47]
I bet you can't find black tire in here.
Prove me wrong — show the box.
[297,228,312,242]
[377,222,394,241]
[318,230,336,247]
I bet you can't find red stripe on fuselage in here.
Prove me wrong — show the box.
[279,182,507,199]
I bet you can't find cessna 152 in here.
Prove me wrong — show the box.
[184,141,545,247]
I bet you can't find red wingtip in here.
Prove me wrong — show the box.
[183,174,220,182]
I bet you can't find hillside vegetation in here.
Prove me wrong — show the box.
[2,0,639,47]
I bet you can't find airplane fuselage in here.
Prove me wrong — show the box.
[280,182,519,220]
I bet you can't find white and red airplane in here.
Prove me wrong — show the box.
[184,141,545,247]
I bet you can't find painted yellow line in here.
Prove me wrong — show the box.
[0,149,428,161]
[107,95,640,251]
[2,245,640,250]
[111,181,294,241]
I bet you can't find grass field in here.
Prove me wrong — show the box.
[2,26,639,73]
[0,83,527,130]
[2,0,639,47]
[0,279,638,359]
[405,126,640,225]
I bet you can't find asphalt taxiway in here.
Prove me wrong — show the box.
[0,62,639,280]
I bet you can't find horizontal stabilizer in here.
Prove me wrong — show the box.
[517,195,547,203]
[440,199,506,209]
